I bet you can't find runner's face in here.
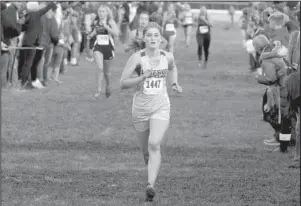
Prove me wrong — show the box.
[139,14,149,27]
[144,28,161,49]
[98,7,107,20]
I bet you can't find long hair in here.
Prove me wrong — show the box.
[97,4,113,22]
[199,6,208,19]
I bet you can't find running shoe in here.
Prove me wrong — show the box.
[145,183,156,202]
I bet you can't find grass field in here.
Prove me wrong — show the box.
[2,21,300,206]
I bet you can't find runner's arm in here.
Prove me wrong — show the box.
[167,52,179,85]
[106,20,119,37]
[120,52,147,89]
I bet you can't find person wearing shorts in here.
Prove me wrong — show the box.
[162,3,177,53]
[120,22,182,202]
[87,4,119,98]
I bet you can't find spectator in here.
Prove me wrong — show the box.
[252,35,289,146]
[1,2,24,88]
[287,28,300,71]
[38,7,59,86]
[49,3,70,83]
[19,2,57,89]
[267,12,290,55]
[0,3,8,87]
[286,70,300,168]
[283,5,299,33]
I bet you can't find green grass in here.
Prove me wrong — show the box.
[2,23,300,206]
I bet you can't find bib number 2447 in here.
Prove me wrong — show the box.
[144,78,163,94]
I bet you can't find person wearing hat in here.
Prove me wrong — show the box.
[267,11,290,54]
[252,35,290,147]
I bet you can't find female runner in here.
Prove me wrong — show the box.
[162,3,178,53]
[120,22,182,202]
[87,4,119,98]
[195,6,212,69]
[179,3,193,47]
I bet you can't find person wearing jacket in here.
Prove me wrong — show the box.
[19,2,57,89]
[252,35,289,147]
[267,12,290,53]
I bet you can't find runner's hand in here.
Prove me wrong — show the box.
[142,69,152,79]
[172,83,182,93]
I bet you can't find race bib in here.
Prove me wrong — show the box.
[279,133,291,141]
[143,77,164,94]
[166,24,175,31]
[185,17,193,24]
[199,26,209,34]
[96,35,109,45]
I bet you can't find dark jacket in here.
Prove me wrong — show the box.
[39,15,59,47]
[1,4,23,45]
[22,2,57,46]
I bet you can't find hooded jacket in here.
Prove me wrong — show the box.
[258,42,289,116]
